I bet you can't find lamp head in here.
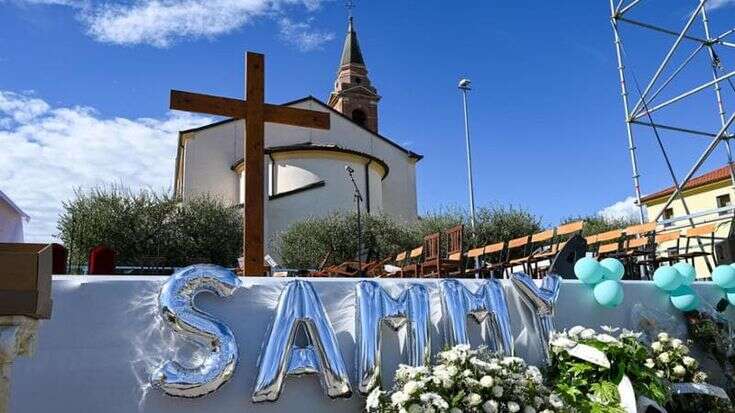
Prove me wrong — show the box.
[458,78,471,90]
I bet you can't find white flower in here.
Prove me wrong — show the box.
[465,393,482,406]
[645,358,655,369]
[366,388,383,410]
[658,352,670,363]
[680,345,690,355]
[507,401,520,412]
[620,329,643,339]
[651,341,663,352]
[671,338,682,349]
[550,335,576,349]
[568,325,585,337]
[549,393,564,408]
[450,409,463,413]
[492,385,504,397]
[682,356,697,368]
[673,365,686,377]
[658,332,670,342]
[694,371,708,383]
[580,328,596,339]
[482,400,499,413]
[480,375,494,388]
[407,404,422,413]
[447,365,459,376]
[524,407,537,413]
[656,370,665,378]
[595,333,620,344]
[391,391,409,406]
[403,380,422,395]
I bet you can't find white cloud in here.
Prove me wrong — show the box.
[708,0,735,9]
[278,17,334,51]
[598,196,645,222]
[10,0,331,48]
[0,90,211,242]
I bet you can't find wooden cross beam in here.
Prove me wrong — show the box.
[170,52,330,275]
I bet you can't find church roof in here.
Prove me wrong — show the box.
[0,189,30,220]
[340,17,365,67]
[177,95,422,160]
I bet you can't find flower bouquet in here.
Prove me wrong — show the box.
[547,326,668,413]
[365,345,564,413]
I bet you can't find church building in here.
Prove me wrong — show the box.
[173,17,422,256]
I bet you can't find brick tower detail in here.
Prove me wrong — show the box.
[328,17,380,133]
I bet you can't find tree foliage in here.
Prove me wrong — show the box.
[57,186,242,268]
[273,205,543,269]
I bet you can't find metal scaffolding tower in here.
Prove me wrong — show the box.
[609,0,735,227]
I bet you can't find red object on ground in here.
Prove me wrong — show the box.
[88,245,116,275]
[51,243,67,274]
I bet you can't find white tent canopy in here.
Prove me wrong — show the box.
[0,189,29,242]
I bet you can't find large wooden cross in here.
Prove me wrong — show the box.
[170,52,330,275]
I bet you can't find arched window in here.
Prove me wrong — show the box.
[352,109,367,127]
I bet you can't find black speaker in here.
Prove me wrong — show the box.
[550,234,587,279]
[715,237,735,265]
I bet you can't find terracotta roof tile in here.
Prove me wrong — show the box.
[641,165,732,203]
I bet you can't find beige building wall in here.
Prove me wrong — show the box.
[644,180,734,278]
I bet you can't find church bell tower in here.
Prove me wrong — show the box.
[328,16,380,133]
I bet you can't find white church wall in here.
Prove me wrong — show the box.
[181,121,242,205]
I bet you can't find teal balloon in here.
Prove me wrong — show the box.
[673,262,696,286]
[712,265,735,289]
[593,280,624,308]
[669,285,699,312]
[599,258,625,280]
[726,289,735,306]
[653,266,683,291]
[574,257,603,284]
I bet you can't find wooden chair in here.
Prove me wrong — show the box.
[593,229,624,257]
[464,246,485,277]
[641,230,682,269]
[597,242,620,258]
[503,235,532,276]
[392,251,408,277]
[479,241,506,278]
[523,229,556,276]
[585,234,599,254]
[421,225,464,277]
[679,224,718,272]
[556,220,585,240]
[400,246,424,277]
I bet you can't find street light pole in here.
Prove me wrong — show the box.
[459,78,479,277]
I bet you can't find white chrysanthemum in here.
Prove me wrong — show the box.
[651,342,663,352]
[595,333,620,344]
[407,403,422,413]
[645,358,655,369]
[658,332,669,342]
[482,399,499,413]
[673,365,686,377]
[568,325,585,337]
[480,375,495,388]
[403,380,422,395]
[524,406,537,413]
[507,401,520,412]
[682,356,697,368]
[580,328,596,339]
[366,388,383,410]
[671,338,682,348]
[391,391,409,406]
[492,385,504,397]
[658,352,670,363]
[465,392,482,406]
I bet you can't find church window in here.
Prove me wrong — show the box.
[352,109,367,127]
[355,77,362,84]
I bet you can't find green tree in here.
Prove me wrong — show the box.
[57,186,242,269]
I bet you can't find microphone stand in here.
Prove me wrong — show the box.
[346,167,364,277]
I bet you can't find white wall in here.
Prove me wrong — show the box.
[0,201,24,242]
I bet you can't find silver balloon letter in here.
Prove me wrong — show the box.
[510,273,561,364]
[440,279,514,354]
[355,280,431,395]
[152,264,242,398]
[253,280,351,402]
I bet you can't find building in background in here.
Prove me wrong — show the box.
[174,17,422,258]
[0,189,29,242]
[641,165,734,277]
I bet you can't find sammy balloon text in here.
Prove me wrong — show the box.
[151,265,560,401]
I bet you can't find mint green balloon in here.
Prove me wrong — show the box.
[673,262,696,286]
[670,285,699,312]
[600,258,625,280]
[653,266,682,291]
[593,280,623,308]
[726,289,735,306]
[712,265,735,289]
[574,257,603,284]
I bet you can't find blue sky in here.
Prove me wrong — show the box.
[2,0,735,241]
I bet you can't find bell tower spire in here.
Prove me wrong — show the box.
[328,6,380,133]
